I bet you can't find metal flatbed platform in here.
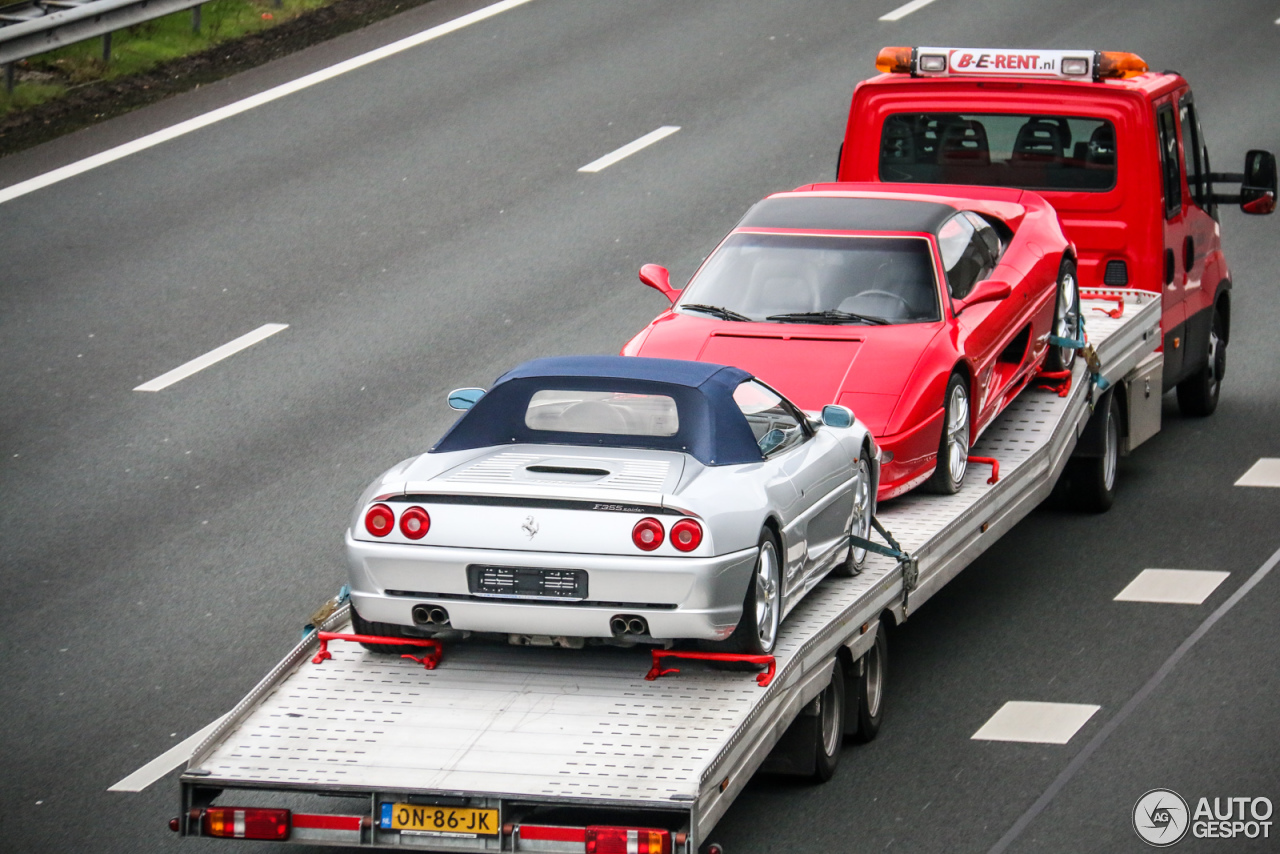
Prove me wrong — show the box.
[180,288,1160,851]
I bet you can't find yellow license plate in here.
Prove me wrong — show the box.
[381,803,499,838]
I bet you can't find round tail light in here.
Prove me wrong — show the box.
[364,504,395,537]
[399,506,430,539]
[632,517,665,551]
[670,518,703,552]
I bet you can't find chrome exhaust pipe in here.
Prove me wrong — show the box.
[610,616,629,636]
[428,607,450,625]
[412,605,450,626]
[627,617,648,636]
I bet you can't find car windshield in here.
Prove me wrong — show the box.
[878,112,1117,191]
[678,232,940,324]
[525,390,680,436]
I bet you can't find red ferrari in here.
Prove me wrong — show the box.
[622,184,1079,501]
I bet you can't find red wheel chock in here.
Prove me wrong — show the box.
[1035,369,1073,397]
[966,456,1000,485]
[1089,294,1125,319]
[645,650,776,687]
[312,632,443,670]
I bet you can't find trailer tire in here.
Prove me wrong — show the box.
[350,604,417,655]
[812,662,845,782]
[1044,259,1081,372]
[722,530,782,655]
[1176,304,1225,417]
[833,449,873,577]
[1068,391,1119,513]
[851,624,886,743]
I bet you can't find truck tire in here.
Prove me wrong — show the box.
[723,530,782,655]
[1068,390,1119,513]
[811,663,846,782]
[1176,304,1225,417]
[924,372,969,494]
[350,604,416,655]
[850,624,886,743]
[1044,259,1081,372]
[832,449,873,577]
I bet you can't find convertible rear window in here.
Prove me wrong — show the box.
[525,390,680,436]
[878,112,1117,191]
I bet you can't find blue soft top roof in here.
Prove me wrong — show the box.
[432,356,764,466]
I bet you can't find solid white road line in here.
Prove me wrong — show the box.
[971,701,1101,745]
[0,0,537,206]
[134,323,288,391]
[1114,569,1230,605]
[1235,457,1280,487]
[578,126,681,173]
[108,713,229,792]
[879,0,940,21]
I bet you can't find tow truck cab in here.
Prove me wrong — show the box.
[837,47,1276,411]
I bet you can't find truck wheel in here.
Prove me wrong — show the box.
[850,624,886,743]
[350,604,416,655]
[812,663,845,782]
[833,450,873,577]
[724,531,782,655]
[924,373,969,494]
[1068,391,1119,513]
[1176,305,1225,417]
[1044,259,1080,372]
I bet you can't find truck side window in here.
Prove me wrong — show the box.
[1179,95,1213,214]
[1157,105,1182,219]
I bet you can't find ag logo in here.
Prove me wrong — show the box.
[1133,789,1190,846]
[521,515,539,540]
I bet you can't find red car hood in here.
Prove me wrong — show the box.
[629,314,941,435]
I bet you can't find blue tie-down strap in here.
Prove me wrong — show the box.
[1048,334,1086,350]
[848,517,919,593]
[303,585,352,639]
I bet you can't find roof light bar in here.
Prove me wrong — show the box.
[876,47,1148,81]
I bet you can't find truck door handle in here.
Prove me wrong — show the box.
[1164,248,1176,285]
[1183,236,1195,271]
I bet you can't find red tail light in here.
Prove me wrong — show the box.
[365,504,395,537]
[586,825,671,854]
[670,519,703,552]
[202,807,290,840]
[632,518,664,551]
[399,506,430,539]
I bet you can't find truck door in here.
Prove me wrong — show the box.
[1156,101,1188,385]
[1177,91,1219,374]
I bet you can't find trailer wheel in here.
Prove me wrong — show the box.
[833,450,873,577]
[723,530,782,655]
[1068,391,1119,513]
[850,624,886,743]
[1176,304,1225,417]
[350,604,416,655]
[811,662,845,782]
[924,372,969,494]
[1045,259,1080,372]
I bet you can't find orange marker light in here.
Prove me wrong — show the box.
[1096,51,1148,79]
[876,46,913,74]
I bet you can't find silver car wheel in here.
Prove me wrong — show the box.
[851,457,872,566]
[1054,271,1080,363]
[946,383,970,485]
[754,539,781,650]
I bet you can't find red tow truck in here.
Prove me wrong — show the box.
[838,46,1276,418]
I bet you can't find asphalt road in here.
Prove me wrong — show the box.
[2,0,1279,852]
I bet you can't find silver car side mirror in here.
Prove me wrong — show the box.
[448,388,486,411]
[821,404,854,428]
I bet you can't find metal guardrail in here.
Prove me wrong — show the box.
[1,0,209,85]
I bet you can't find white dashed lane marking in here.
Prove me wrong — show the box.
[879,0,940,21]
[1114,569,1230,605]
[134,323,288,391]
[1235,458,1280,487]
[578,126,681,173]
[971,701,1101,745]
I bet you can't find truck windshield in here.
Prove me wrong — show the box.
[678,232,940,324]
[878,113,1116,191]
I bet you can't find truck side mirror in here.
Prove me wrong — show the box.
[956,279,1011,314]
[448,388,486,411]
[639,264,679,304]
[1241,149,1277,215]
